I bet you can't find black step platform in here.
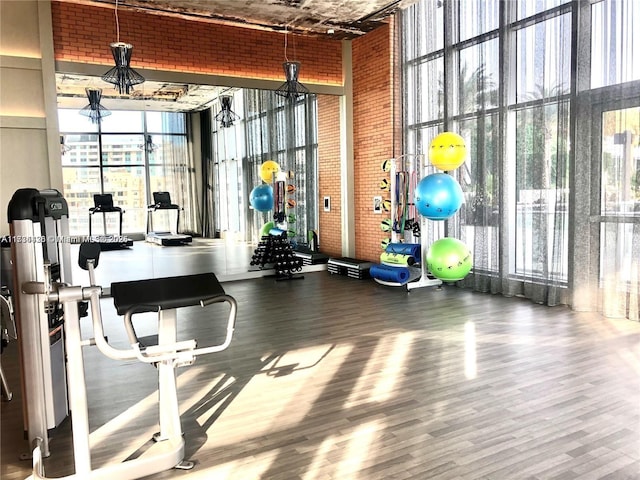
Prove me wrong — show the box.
[293,246,330,265]
[327,257,372,279]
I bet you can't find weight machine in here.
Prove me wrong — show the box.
[8,188,73,458]
[9,188,237,479]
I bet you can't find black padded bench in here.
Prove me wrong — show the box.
[110,273,236,359]
[111,273,226,315]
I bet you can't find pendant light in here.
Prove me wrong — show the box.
[79,88,111,124]
[214,95,240,128]
[275,28,309,101]
[101,0,145,94]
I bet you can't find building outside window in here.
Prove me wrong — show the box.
[58,110,188,237]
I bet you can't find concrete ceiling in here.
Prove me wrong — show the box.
[57,0,419,112]
[56,73,234,112]
[78,0,418,38]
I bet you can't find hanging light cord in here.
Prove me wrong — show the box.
[115,0,120,42]
[284,25,289,61]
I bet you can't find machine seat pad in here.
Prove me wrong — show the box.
[111,273,226,316]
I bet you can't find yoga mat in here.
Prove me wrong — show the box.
[370,264,410,283]
[385,242,421,258]
[380,251,416,266]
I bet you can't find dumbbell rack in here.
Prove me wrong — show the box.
[250,233,304,281]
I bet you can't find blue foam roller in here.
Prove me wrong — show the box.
[385,243,421,258]
[370,264,410,284]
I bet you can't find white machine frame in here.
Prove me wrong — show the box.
[23,252,237,480]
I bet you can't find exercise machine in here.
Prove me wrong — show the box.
[88,194,133,250]
[145,192,192,246]
[7,188,73,458]
[1,290,16,401]
[15,236,237,478]
[1,240,16,402]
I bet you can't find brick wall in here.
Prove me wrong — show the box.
[51,1,342,85]
[352,23,395,262]
[317,94,342,257]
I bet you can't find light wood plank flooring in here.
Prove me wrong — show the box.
[1,244,639,479]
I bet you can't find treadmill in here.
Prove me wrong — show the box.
[145,191,192,246]
[88,194,133,250]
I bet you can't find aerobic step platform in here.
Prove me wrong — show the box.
[293,246,330,266]
[327,257,372,279]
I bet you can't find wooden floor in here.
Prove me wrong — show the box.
[1,242,639,479]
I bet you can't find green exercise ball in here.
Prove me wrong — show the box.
[260,221,275,237]
[426,237,472,282]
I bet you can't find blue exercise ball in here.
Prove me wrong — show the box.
[250,184,273,212]
[414,173,464,220]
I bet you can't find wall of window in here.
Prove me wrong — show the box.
[401,0,639,317]
[209,89,318,244]
[59,110,188,236]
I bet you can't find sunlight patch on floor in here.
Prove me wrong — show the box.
[345,332,414,408]
[89,367,201,464]
[334,421,380,479]
[202,344,353,446]
[465,321,477,380]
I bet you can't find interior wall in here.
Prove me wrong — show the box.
[352,23,395,262]
[0,0,61,237]
[50,1,343,87]
[317,95,342,257]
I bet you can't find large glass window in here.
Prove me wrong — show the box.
[591,0,640,88]
[513,12,571,280]
[401,0,573,300]
[459,0,499,41]
[458,40,499,114]
[241,90,318,244]
[59,110,188,236]
[402,0,640,317]
[600,107,640,217]
[516,0,570,20]
[211,89,318,244]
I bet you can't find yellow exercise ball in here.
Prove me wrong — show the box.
[429,132,467,171]
[260,160,280,183]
